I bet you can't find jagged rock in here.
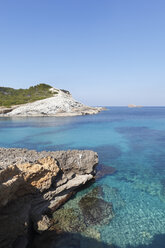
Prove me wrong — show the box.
[0,148,98,248]
[17,157,60,192]
[0,157,60,208]
[36,215,51,232]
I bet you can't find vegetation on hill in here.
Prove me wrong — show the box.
[0,84,57,107]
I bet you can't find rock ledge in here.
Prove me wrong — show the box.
[0,148,98,248]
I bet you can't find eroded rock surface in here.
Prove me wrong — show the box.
[0,148,98,248]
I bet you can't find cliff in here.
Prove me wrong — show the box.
[0,148,98,248]
[0,84,104,117]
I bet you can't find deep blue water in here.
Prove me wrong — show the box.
[1,107,165,248]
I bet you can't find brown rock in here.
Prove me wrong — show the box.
[17,156,60,192]
[0,157,60,208]
[0,148,98,248]
[36,215,51,232]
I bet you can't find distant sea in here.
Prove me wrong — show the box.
[1,107,165,248]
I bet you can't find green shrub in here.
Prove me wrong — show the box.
[0,83,57,107]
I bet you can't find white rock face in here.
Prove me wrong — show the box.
[5,89,103,117]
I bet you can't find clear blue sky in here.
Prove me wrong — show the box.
[0,0,165,106]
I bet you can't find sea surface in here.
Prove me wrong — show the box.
[1,107,165,248]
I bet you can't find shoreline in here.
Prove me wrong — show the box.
[0,147,98,248]
[0,107,105,117]
[0,89,106,117]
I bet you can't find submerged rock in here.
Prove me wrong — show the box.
[78,186,114,227]
[52,208,86,233]
[95,164,116,180]
[44,185,114,247]
[85,186,105,198]
[79,196,114,226]
[51,188,105,235]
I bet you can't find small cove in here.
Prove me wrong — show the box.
[1,107,165,248]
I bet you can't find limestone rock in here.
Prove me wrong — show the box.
[36,215,51,232]
[0,164,24,207]
[0,157,60,208]
[2,90,104,117]
[0,148,98,248]
[17,156,60,192]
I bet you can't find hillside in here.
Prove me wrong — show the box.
[0,84,56,107]
[0,84,104,117]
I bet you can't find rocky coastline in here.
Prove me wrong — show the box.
[0,89,105,117]
[0,148,98,248]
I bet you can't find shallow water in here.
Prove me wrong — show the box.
[1,107,165,248]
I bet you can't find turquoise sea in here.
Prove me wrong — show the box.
[1,107,165,248]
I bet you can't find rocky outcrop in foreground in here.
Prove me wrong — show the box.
[1,89,104,117]
[0,148,98,248]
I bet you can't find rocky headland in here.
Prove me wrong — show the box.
[0,148,98,248]
[0,85,104,117]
